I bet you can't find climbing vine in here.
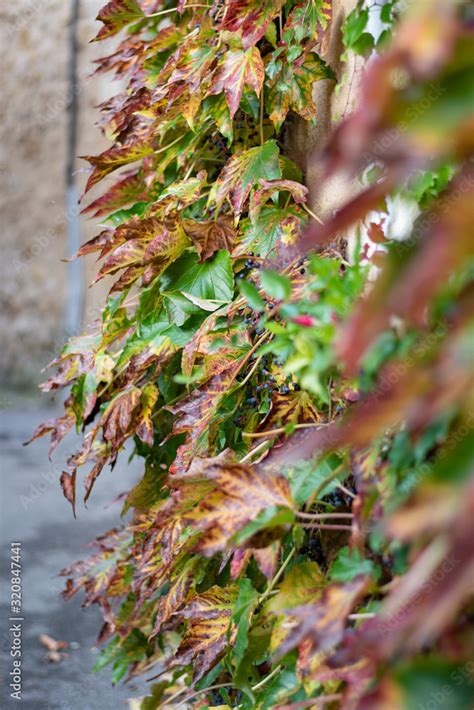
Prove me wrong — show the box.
[32,0,474,707]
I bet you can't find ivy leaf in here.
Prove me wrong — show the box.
[237,280,266,312]
[289,454,343,506]
[170,585,238,682]
[134,383,159,447]
[237,205,306,258]
[210,141,281,216]
[329,546,376,583]
[163,251,234,303]
[231,578,259,673]
[94,0,145,42]
[166,360,244,473]
[211,47,265,118]
[267,561,325,612]
[180,460,294,555]
[152,556,199,634]
[82,137,155,194]
[260,270,292,300]
[342,7,373,55]
[266,52,333,131]
[204,94,233,143]
[222,0,286,49]
[230,505,295,546]
[249,178,308,222]
[82,172,146,218]
[182,216,237,262]
[276,576,371,658]
[283,0,331,44]
[101,388,142,450]
[93,217,190,287]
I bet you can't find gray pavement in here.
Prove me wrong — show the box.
[0,394,149,709]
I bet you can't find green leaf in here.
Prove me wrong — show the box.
[163,251,234,303]
[210,141,281,216]
[395,658,474,710]
[329,546,376,583]
[239,205,305,258]
[264,21,277,48]
[230,505,295,546]
[342,8,369,50]
[237,280,266,311]
[267,561,325,612]
[288,454,343,505]
[232,578,259,671]
[93,0,144,42]
[260,270,292,300]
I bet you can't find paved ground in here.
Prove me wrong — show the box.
[0,393,149,709]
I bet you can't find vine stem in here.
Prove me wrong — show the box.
[147,4,211,18]
[337,482,356,499]
[153,134,183,155]
[259,548,296,605]
[240,439,272,463]
[259,89,264,145]
[296,511,353,520]
[242,422,328,439]
[171,682,231,709]
[276,694,343,710]
[302,202,324,225]
[299,523,353,531]
[252,663,283,691]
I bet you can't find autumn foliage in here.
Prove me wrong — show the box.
[32,0,474,707]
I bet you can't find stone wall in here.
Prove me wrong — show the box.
[0,0,112,387]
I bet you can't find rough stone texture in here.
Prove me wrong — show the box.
[0,1,111,388]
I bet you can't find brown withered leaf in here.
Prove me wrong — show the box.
[182,216,237,262]
[182,323,251,383]
[276,576,371,659]
[180,460,294,556]
[81,172,146,218]
[61,529,130,606]
[152,556,198,635]
[93,0,145,42]
[231,543,280,580]
[249,179,308,223]
[166,360,245,474]
[60,470,77,518]
[258,390,321,435]
[39,634,68,652]
[222,0,285,49]
[210,47,264,117]
[94,216,190,285]
[170,585,238,682]
[101,388,142,450]
[25,410,75,458]
[82,136,154,194]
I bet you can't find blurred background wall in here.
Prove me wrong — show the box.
[0,1,112,389]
